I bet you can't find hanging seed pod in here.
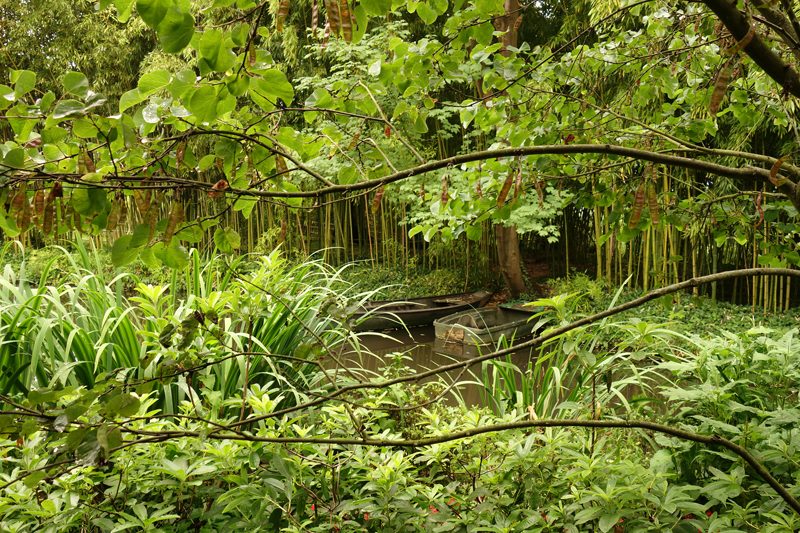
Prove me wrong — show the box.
[441,173,449,206]
[629,182,646,229]
[311,1,319,33]
[77,152,87,175]
[384,125,391,138]
[176,141,186,171]
[10,184,26,214]
[348,132,360,150]
[248,41,257,67]
[107,200,120,231]
[275,154,289,175]
[48,183,63,201]
[709,63,732,116]
[513,167,522,199]
[533,173,544,208]
[420,178,426,200]
[163,200,184,246]
[276,0,290,32]
[208,179,229,198]
[648,184,659,225]
[769,154,792,187]
[322,22,330,49]
[42,199,56,235]
[325,0,341,38]
[476,177,483,198]
[339,0,352,43]
[145,195,161,242]
[33,189,44,222]
[62,203,74,231]
[496,173,514,208]
[16,200,31,232]
[513,14,523,31]
[371,186,385,214]
[134,189,151,214]
[118,200,128,229]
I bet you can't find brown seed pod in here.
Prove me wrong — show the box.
[16,200,31,232]
[118,200,128,229]
[248,41,257,67]
[339,0,352,43]
[33,189,45,222]
[496,173,514,208]
[163,201,184,246]
[276,0,290,32]
[42,200,56,235]
[107,200,120,231]
[629,182,646,229]
[208,179,229,198]
[371,186,385,214]
[10,184,26,214]
[648,184,659,225]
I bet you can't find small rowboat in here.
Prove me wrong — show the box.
[433,307,540,346]
[352,290,492,331]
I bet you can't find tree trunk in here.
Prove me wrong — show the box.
[496,224,526,298]
[491,0,526,297]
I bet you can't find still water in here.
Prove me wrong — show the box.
[345,326,539,407]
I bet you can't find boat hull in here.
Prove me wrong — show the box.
[434,307,538,346]
[352,290,492,331]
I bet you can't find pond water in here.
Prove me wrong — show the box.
[347,326,539,407]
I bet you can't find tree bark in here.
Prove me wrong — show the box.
[491,0,527,298]
[495,223,527,298]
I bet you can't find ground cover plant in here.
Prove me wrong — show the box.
[1,258,800,532]
[8,0,800,530]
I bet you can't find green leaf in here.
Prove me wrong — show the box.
[171,69,196,98]
[199,29,236,72]
[154,241,190,269]
[114,0,136,22]
[23,471,47,489]
[188,85,220,123]
[362,0,392,16]
[63,72,90,99]
[598,512,620,533]
[72,186,108,217]
[11,69,36,100]
[214,227,241,253]
[105,393,140,417]
[3,148,25,170]
[119,89,146,112]
[52,100,86,119]
[112,235,140,267]
[138,70,172,96]
[140,246,161,269]
[137,0,171,28]
[158,6,195,54]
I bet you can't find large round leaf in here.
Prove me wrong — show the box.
[199,29,236,72]
[111,235,139,267]
[214,227,240,253]
[158,6,195,54]
[188,85,220,123]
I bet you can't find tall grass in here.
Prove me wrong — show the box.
[0,242,369,418]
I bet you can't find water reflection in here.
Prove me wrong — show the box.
[347,326,538,407]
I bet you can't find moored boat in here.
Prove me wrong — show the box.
[351,290,492,331]
[433,307,539,346]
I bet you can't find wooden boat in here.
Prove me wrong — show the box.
[434,307,539,346]
[351,290,492,331]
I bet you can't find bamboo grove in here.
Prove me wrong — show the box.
[3,0,800,308]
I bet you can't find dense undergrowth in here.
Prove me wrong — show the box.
[1,247,800,532]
